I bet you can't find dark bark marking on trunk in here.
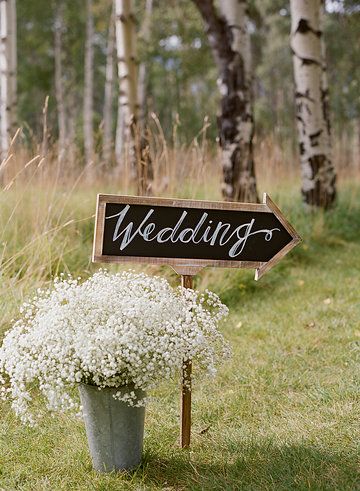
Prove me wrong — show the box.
[291,48,321,66]
[295,18,321,37]
[302,154,336,209]
[301,57,320,66]
[310,129,322,146]
[321,87,331,136]
[130,117,153,196]
[299,141,305,156]
[295,90,315,103]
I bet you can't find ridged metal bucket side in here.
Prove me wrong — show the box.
[79,383,145,472]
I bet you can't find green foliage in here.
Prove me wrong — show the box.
[17,0,111,147]
[142,0,218,141]
[325,7,360,128]
[15,0,360,147]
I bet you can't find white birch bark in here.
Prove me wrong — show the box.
[102,5,115,165]
[84,0,94,166]
[114,0,138,171]
[290,0,336,208]
[54,2,66,162]
[192,0,258,203]
[115,100,125,164]
[219,0,257,201]
[7,0,15,134]
[0,0,11,160]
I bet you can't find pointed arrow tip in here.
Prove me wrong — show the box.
[254,194,301,280]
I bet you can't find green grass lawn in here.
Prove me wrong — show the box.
[0,184,359,490]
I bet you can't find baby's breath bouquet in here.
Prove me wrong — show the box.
[0,270,230,425]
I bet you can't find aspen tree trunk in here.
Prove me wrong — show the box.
[0,0,12,160]
[137,0,153,193]
[102,5,115,165]
[7,0,15,134]
[0,0,8,163]
[114,0,152,195]
[290,0,336,208]
[84,0,94,166]
[192,0,258,203]
[138,0,153,127]
[115,102,125,166]
[54,1,66,162]
[114,0,138,173]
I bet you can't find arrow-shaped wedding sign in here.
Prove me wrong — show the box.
[92,192,301,448]
[93,193,300,279]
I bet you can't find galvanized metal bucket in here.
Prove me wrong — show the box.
[79,383,146,472]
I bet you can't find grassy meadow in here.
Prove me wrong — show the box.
[0,140,359,490]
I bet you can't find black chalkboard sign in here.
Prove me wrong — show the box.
[93,193,301,279]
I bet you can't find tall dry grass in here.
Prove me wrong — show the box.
[0,119,358,329]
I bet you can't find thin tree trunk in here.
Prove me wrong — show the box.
[84,0,94,166]
[41,95,49,157]
[137,0,153,194]
[114,0,152,195]
[192,0,258,203]
[290,0,336,208]
[0,0,10,161]
[54,1,66,162]
[7,0,15,135]
[115,100,125,166]
[114,0,138,174]
[102,5,115,165]
[138,0,153,127]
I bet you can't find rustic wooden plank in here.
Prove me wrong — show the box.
[93,192,297,275]
[97,193,271,213]
[171,265,204,276]
[255,238,300,280]
[263,193,301,241]
[93,253,263,271]
[92,195,106,259]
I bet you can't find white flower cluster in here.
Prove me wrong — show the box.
[0,270,230,425]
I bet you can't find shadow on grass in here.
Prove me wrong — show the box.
[215,200,360,309]
[135,440,358,491]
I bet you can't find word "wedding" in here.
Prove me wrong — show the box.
[106,205,281,258]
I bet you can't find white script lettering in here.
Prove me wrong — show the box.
[106,205,280,258]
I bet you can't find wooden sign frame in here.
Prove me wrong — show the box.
[93,193,301,279]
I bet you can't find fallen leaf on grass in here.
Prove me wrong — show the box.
[199,425,211,435]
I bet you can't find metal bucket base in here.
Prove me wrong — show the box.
[79,383,145,472]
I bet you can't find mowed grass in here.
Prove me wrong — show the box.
[0,178,359,490]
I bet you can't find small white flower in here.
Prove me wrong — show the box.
[0,270,230,425]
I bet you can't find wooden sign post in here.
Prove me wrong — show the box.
[92,192,301,447]
[180,274,193,449]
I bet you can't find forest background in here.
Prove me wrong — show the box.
[15,0,360,153]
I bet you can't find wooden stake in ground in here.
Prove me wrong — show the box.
[180,274,193,448]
